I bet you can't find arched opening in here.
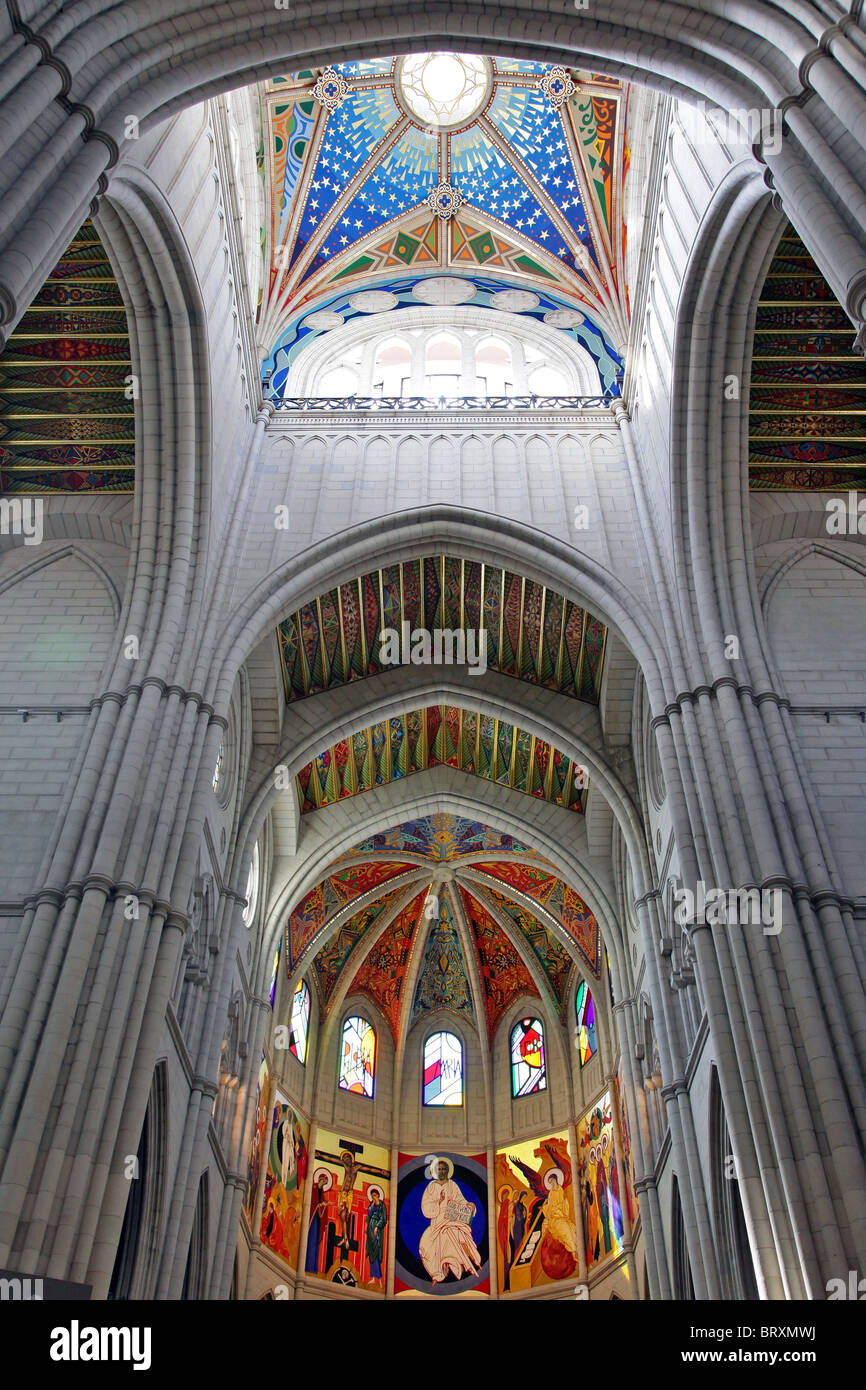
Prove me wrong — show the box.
[710,1070,760,1300]
[424,332,462,396]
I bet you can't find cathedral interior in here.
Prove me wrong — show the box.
[0,3,865,1307]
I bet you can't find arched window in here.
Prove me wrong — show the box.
[424,332,461,395]
[373,337,412,397]
[423,1031,463,1106]
[289,979,310,1065]
[318,363,359,397]
[575,981,598,1066]
[475,337,513,396]
[241,843,260,928]
[527,363,571,396]
[338,1015,376,1097]
[510,1017,546,1097]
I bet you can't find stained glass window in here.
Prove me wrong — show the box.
[399,52,489,128]
[212,743,224,793]
[423,1031,463,1106]
[576,981,598,1066]
[510,1017,546,1097]
[338,1015,376,1098]
[242,843,260,927]
[269,939,282,1009]
[289,978,310,1064]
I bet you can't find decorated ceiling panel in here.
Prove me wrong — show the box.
[459,886,539,1040]
[310,884,411,1008]
[348,888,429,1040]
[0,220,134,494]
[278,556,607,705]
[473,861,600,975]
[296,705,588,815]
[287,859,417,968]
[478,883,576,1022]
[410,890,475,1027]
[749,222,866,489]
[341,812,537,862]
[258,57,630,384]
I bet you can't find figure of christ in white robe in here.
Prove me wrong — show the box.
[419,1168,482,1284]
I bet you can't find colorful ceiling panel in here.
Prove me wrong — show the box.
[460,886,539,1040]
[278,556,607,705]
[473,861,600,975]
[342,812,535,862]
[258,57,630,362]
[348,888,428,1040]
[287,860,416,967]
[749,222,866,489]
[309,884,410,1008]
[477,884,576,1022]
[411,889,474,1026]
[0,220,134,494]
[296,705,588,815]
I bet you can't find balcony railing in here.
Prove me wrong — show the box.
[270,393,617,413]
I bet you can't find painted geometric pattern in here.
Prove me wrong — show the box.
[348,888,428,1040]
[411,890,474,1025]
[342,812,534,862]
[459,887,539,1040]
[310,884,409,1008]
[749,222,866,487]
[260,60,629,355]
[473,861,600,976]
[0,220,134,494]
[479,884,576,1020]
[287,860,415,967]
[296,705,588,815]
[278,556,606,706]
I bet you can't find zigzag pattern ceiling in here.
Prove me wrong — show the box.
[258,58,630,380]
[296,705,588,815]
[278,556,607,704]
[749,222,866,489]
[0,220,134,494]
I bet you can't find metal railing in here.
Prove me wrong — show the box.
[270,393,617,413]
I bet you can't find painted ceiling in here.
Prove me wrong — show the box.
[289,815,601,1044]
[258,57,631,390]
[749,221,866,489]
[296,704,588,815]
[0,220,134,495]
[278,555,607,704]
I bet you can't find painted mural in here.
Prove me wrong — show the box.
[616,1060,639,1225]
[242,1053,269,1228]
[259,1093,309,1268]
[304,1130,391,1291]
[395,1152,489,1295]
[495,1132,579,1293]
[577,1092,624,1269]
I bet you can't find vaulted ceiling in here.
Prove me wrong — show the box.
[277,555,607,702]
[286,814,600,1047]
[0,220,134,495]
[257,57,631,388]
[749,221,866,490]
